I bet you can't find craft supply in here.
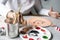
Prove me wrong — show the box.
[29,38,34,40]
[35,27,41,30]
[8,23,18,38]
[6,10,17,24]
[27,17,52,27]
[43,36,48,39]
[37,38,41,40]
[51,24,60,32]
[20,26,51,40]
[28,30,39,36]
[20,27,33,34]
[5,9,27,38]
[23,35,28,38]
[6,10,19,38]
[54,27,60,31]
[27,16,60,32]
[41,29,45,32]
[0,27,6,36]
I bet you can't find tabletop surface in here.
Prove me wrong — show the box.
[0,16,60,40]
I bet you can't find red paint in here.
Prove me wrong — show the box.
[2,27,4,29]
[29,38,34,40]
[23,35,28,38]
[37,38,41,40]
[56,27,58,30]
[36,27,41,30]
[59,28,60,31]
[41,29,45,32]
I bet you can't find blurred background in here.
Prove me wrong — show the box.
[41,0,60,13]
[0,0,60,13]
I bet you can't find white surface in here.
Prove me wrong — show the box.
[0,16,8,36]
[0,36,20,40]
[0,16,60,40]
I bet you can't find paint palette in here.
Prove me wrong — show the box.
[20,26,51,40]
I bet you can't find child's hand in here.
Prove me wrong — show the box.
[48,7,59,18]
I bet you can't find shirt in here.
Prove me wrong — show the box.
[0,0,49,17]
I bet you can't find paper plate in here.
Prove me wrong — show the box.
[27,17,52,27]
[19,26,51,40]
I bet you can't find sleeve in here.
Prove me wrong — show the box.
[34,0,50,16]
[1,0,8,5]
[0,0,11,17]
[39,9,50,16]
[20,0,35,14]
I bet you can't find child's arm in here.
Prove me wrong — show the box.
[39,7,59,18]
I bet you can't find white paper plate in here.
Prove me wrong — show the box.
[19,26,51,40]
